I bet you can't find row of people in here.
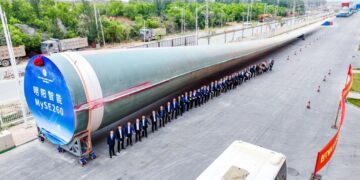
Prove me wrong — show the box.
[107,59,274,158]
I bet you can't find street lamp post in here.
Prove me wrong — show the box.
[0,6,29,128]
[97,9,106,46]
[196,0,198,43]
[275,0,280,17]
[292,0,296,27]
[249,0,253,22]
[195,3,208,44]
[205,0,209,30]
[246,0,250,23]
[93,0,100,46]
[143,20,146,42]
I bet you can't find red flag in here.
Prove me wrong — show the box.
[348,64,352,75]
[314,130,340,174]
[313,64,353,175]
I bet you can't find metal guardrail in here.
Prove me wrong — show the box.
[198,13,334,45]
[0,102,32,128]
[128,35,196,49]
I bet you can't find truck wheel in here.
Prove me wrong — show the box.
[1,60,10,67]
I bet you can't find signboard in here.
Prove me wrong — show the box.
[24,56,75,145]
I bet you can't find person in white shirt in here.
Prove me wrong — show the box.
[134,119,142,142]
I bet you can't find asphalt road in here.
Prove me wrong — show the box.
[0,13,359,180]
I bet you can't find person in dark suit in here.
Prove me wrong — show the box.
[180,95,185,116]
[141,115,150,138]
[215,80,221,96]
[193,90,199,107]
[250,65,256,78]
[188,91,193,109]
[158,106,166,127]
[177,96,182,116]
[239,70,245,84]
[171,98,178,119]
[270,59,274,71]
[197,88,203,106]
[115,125,125,152]
[107,130,116,158]
[150,110,158,132]
[125,122,134,146]
[134,118,142,142]
[166,102,172,123]
[184,92,190,111]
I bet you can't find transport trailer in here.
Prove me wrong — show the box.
[0,45,26,67]
[24,16,328,165]
[196,140,287,180]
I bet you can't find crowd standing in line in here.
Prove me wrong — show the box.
[107,59,275,158]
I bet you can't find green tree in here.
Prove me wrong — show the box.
[107,0,124,16]
[102,17,125,43]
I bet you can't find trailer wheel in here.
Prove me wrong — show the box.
[79,158,87,166]
[89,152,97,160]
[1,59,10,67]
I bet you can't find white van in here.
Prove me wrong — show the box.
[196,140,287,180]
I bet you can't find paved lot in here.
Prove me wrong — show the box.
[0,13,359,180]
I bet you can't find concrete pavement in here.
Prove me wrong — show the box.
[5,120,37,146]
[0,13,359,180]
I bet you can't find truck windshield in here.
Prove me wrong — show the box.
[41,43,48,49]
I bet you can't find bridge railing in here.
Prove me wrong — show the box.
[128,35,196,49]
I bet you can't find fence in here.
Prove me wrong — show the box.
[0,102,32,128]
[128,35,196,49]
[197,13,333,45]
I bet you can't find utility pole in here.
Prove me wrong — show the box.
[249,0,253,22]
[0,6,29,128]
[195,0,198,44]
[205,0,209,30]
[97,9,106,46]
[275,0,280,17]
[93,0,100,46]
[246,0,250,23]
[182,8,185,33]
[143,20,146,42]
[292,0,296,26]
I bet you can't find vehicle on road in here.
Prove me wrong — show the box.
[139,28,166,42]
[336,7,353,17]
[336,1,357,17]
[196,140,287,180]
[41,37,88,54]
[258,14,273,22]
[0,45,26,67]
